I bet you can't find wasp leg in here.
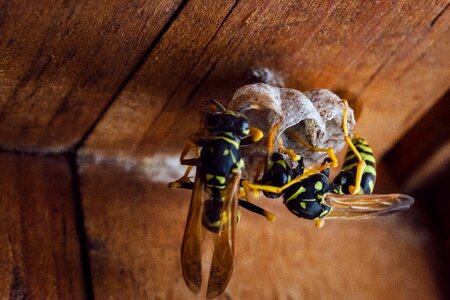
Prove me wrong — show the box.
[169,181,195,190]
[169,142,200,189]
[314,218,325,228]
[278,139,301,161]
[289,131,338,170]
[238,199,275,221]
[341,99,366,194]
[267,118,282,155]
[243,161,337,195]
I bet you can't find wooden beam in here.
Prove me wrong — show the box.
[384,90,450,185]
[0,0,184,152]
[79,159,441,298]
[82,0,450,161]
[0,153,85,298]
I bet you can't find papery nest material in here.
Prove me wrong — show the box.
[227,83,356,178]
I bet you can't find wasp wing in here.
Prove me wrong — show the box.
[324,193,414,219]
[180,169,204,293]
[206,173,240,298]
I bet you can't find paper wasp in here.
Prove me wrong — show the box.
[169,100,271,297]
[243,100,414,228]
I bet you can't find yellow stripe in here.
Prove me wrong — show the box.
[365,165,376,176]
[352,138,368,145]
[286,186,306,202]
[216,176,226,184]
[345,152,376,163]
[229,149,237,164]
[356,144,373,153]
[213,136,239,149]
[342,163,376,176]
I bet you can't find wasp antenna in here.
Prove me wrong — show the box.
[207,99,226,112]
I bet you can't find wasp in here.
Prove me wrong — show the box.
[243,100,414,227]
[169,100,271,297]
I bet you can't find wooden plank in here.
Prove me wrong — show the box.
[82,0,450,160]
[0,153,85,298]
[79,159,441,298]
[384,90,450,185]
[356,4,450,156]
[83,0,238,156]
[0,0,183,152]
[78,1,449,297]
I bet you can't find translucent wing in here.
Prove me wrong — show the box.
[180,169,204,293]
[324,193,414,219]
[206,173,240,298]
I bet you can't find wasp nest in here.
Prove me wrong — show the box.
[228,83,355,178]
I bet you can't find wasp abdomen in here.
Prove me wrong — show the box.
[333,138,376,194]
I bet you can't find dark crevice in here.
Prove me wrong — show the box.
[68,153,95,300]
[71,0,190,153]
[430,2,449,28]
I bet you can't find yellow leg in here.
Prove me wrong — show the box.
[315,218,325,228]
[172,142,200,184]
[289,132,338,169]
[278,139,301,161]
[242,165,329,195]
[341,100,366,194]
[268,119,282,155]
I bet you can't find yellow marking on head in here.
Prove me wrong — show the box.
[223,149,229,155]
[300,202,307,209]
[243,128,250,135]
[206,174,214,181]
[286,186,306,202]
[315,181,323,191]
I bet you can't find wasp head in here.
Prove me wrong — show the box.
[205,110,250,138]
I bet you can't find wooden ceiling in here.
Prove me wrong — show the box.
[1,1,449,298]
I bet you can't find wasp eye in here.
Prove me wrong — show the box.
[240,119,250,136]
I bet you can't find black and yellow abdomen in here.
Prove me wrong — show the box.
[332,137,376,194]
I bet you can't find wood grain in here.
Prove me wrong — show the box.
[82,0,450,161]
[0,0,183,152]
[79,159,441,299]
[0,153,85,298]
